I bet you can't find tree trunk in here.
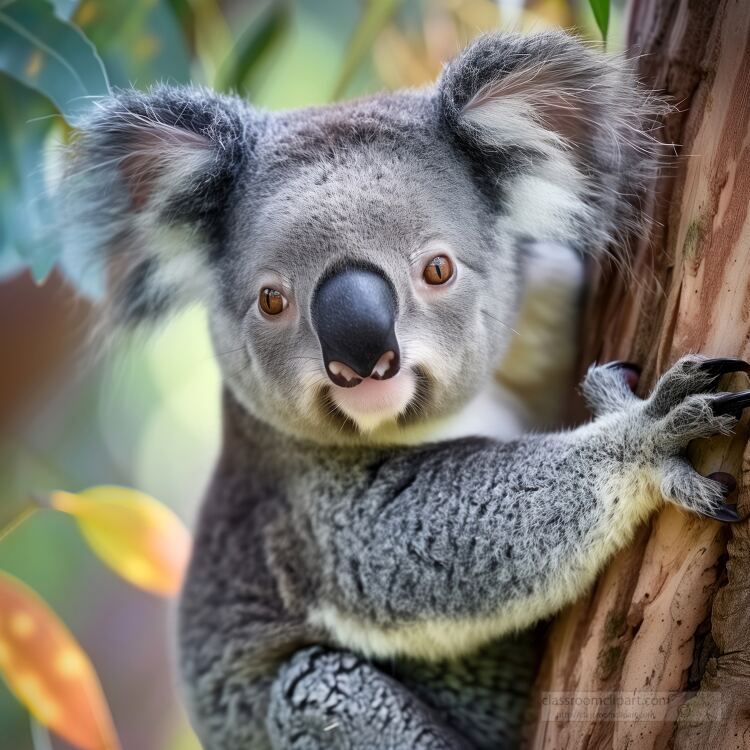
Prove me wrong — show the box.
[526,1,750,748]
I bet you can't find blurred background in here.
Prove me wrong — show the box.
[0,0,626,747]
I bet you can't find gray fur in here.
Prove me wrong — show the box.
[61,31,684,750]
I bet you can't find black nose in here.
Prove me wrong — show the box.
[311,267,400,387]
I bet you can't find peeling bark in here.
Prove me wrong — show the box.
[526,1,750,748]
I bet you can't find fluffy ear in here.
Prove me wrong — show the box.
[64,86,251,325]
[438,32,664,253]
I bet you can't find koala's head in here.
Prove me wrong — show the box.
[66,32,660,444]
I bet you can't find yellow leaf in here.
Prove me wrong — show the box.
[0,572,120,750]
[50,486,192,596]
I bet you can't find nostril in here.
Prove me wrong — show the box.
[326,351,401,387]
[370,350,400,381]
[328,361,363,388]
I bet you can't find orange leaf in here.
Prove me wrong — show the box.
[0,572,120,750]
[50,486,192,596]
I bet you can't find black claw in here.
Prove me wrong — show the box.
[700,473,743,522]
[700,358,750,382]
[698,503,743,523]
[710,389,750,416]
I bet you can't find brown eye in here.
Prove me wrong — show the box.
[423,255,454,285]
[259,287,287,316]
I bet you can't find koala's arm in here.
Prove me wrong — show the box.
[308,357,748,660]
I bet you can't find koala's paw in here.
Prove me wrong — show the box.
[585,355,750,523]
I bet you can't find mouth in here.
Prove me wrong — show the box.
[328,369,417,433]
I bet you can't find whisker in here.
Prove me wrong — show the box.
[482,309,520,337]
[213,345,247,358]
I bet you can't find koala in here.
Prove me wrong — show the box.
[64,30,750,750]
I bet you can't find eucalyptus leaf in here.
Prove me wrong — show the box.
[0,0,108,123]
[0,76,60,282]
[0,0,192,289]
[588,0,610,42]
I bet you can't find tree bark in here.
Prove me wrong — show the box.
[526,1,750,748]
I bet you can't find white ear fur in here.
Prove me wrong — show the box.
[118,121,219,307]
[440,32,666,256]
[122,125,214,204]
[459,53,630,163]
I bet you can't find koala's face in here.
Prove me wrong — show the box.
[67,32,657,443]
[206,98,520,442]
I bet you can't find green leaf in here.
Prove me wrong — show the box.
[0,0,193,288]
[332,0,405,100]
[0,0,109,123]
[215,2,291,95]
[0,76,60,281]
[588,0,609,42]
